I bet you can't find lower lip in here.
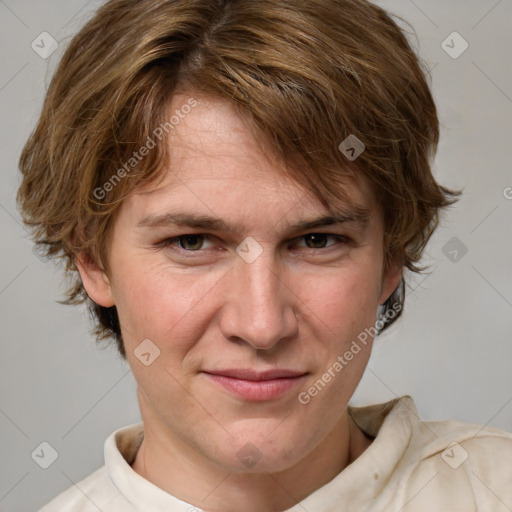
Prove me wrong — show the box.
[204,374,306,401]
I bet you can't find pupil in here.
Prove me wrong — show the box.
[181,235,203,250]
[306,234,327,248]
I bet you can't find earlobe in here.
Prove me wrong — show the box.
[75,253,115,307]
[378,261,403,306]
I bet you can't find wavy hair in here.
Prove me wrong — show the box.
[18,0,459,358]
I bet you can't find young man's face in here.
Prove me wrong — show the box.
[80,93,400,474]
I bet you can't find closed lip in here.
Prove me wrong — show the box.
[202,369,308,381]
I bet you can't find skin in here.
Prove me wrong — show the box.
[77,93,402,512]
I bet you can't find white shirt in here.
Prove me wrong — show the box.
[38,396,512,511]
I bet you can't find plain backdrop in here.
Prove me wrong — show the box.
[0,1,511,510]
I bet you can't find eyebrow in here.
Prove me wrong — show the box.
[137,209,370,234]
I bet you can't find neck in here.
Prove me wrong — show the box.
[131,401,372,512]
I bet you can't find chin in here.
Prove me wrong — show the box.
[227,449,302,475]
[214,427,312,475]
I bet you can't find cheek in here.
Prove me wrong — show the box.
[110,259,225,352]
[296,267,381,413]
[304,264,382,336]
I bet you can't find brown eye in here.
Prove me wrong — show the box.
[160,234,216,255]
[177,235,205,250]
[294,233,348,251]
[304,233,329,249]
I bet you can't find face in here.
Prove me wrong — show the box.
[80,93,400,474]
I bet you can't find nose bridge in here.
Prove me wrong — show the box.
[220,247,297,349]
[244,255,280,309]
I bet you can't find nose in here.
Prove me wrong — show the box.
[219,250,299,351]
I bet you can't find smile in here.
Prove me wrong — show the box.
[202,369,308,401]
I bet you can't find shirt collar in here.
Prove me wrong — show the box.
[104,396,418,511]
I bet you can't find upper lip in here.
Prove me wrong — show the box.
[203,369,308,381]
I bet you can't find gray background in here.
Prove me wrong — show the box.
[1,0,511,510]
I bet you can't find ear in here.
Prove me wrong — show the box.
[75,252,115,307]
[378,257,403,305]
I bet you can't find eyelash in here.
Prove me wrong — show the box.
[159,233,350,255]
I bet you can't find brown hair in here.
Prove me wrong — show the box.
[17,0,459,359]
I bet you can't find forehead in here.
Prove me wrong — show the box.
[125,93,378,229]
[161,93,296,187]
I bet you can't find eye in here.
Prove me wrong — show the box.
[162,234,214,251]
[159,232,348,255]
[295,233,347,249]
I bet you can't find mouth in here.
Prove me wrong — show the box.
[202,368,308,401]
